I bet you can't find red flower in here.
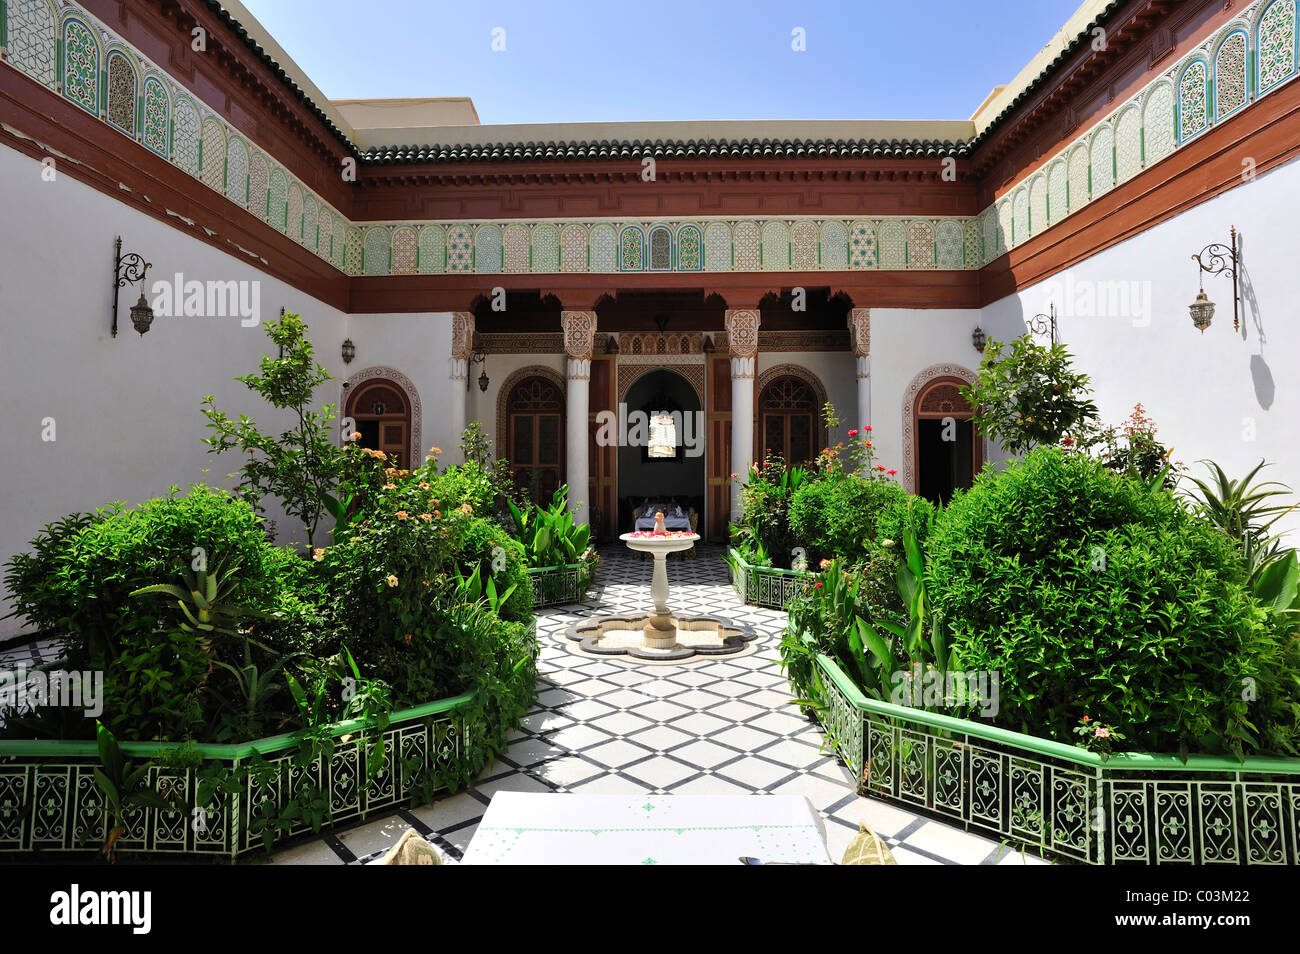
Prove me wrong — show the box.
[1082,715,1091,723]
[814,582,824,589]
[1062,436,1075,447]
[876,465,886,471]
[887,469,897,475]
[847,429,858,437]
[864,425,872,431]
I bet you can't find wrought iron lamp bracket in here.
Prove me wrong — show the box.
[112,235,152,338]
[1191,226,1240,332]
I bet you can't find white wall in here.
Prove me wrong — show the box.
[0,144,347,636]
[985,154,1300,539]
[862,310,986,479]
[467,352,566,461]
[340,312,457,463]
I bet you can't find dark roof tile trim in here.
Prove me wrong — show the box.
[359,138,971,164]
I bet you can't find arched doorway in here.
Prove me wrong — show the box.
[346,378,412,468]
[617,368,705,533]
[757,370,825,465]
[913,377,982,504]
[505,373,565,505]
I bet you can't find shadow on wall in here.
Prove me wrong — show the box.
[1239,233,1275,411]
[982,293,1028,347]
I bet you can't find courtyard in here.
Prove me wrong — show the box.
[264,547,1037,866]
[0,0,1298,888]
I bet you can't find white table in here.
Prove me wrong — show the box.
[460,793,833,865]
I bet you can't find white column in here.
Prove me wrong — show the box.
[855,356,872,431]
[449,357,467,458]
[849,308,871,464]
[725,308,761,522]
[561,311,597,527]
[449,312,475,463]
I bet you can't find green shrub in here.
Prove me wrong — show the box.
[3,485,295,667]
[926,447,1299,758]
[732,452,810,569]
[788,474,932,565]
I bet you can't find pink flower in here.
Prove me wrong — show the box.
[1095,727,1110,739]
[819,558,832,570]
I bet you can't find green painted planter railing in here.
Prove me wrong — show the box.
[0,633,537,859]
[811,653,1300,865]
[527,557,594,608]
[727,548,809,609]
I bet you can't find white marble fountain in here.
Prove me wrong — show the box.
[566,512,758,661]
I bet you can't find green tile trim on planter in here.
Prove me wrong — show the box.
[810,651,1300,864]
[727,547,810,609]
[0,625,536,859]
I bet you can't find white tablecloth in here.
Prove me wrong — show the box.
[460,793,832,865]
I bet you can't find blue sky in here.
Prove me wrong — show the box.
[241,0,1084,125]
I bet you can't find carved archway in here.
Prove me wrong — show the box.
[496,366,566,503]
[901,363,981,494]
[616,359,705,407]
[756,364,830,464]
[345,366,421,469]
[495,365,566,461]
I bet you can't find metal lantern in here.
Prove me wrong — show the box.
[129,292,154,336]
[1189,287,1216,333]
[971,325,987,353]
[1191,226,1240,332]
[112,235,152,338]
[341,338,356,364]
[478,368,490,392]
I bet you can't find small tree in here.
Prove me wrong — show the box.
[201,312,344,547]
[961,334,1099,456]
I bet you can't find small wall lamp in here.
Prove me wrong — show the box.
[1190,226,1240,333]
[341,338,356,364]
[971,325,987,353]
[112,236,153,337]
[470,349,488,393]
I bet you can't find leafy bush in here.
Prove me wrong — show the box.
[1092,403,1181,485]
[925,447,1300,758]
[507,485,592,569]
[962,334,1099,454]
[4,485,295,668]
[788,473,933,566]
[201,312,345,547]
[731,451,810,569]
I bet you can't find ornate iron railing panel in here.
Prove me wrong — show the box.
[727,549,809,609]
[813,653,1300,865]
[527,562,592,608]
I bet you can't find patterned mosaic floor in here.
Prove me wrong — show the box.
[270,546,1049,866]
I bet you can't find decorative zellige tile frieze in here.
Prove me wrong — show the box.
[345,216,983,276]
[2,0,348,272]
[3,0,1296,278]
[976,0,1298,266]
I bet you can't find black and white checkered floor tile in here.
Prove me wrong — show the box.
[270,546,1047,865]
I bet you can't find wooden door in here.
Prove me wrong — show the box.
[706,355,732,541]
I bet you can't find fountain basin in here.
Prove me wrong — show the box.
[565,615,758,661]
